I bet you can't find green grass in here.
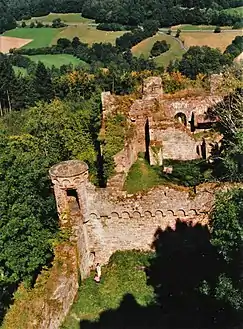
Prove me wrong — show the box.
[61,251,154,329]
[52,24,126,45]
[169,25,233,31]
[26,54,88,68]
[3,28,63,48]
[132,34,184,68]
[223,6,243,16]
[124,155,213,194]
[21,13,94,24]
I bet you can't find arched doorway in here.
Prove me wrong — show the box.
[174,112,187,126]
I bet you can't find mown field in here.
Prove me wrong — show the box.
[181,30,242,52]
[61,251,154,329]
[2,23,125,49]
[131,33,184,67]
[26,54,88,68]
[3,27,63,48]
[51,25,125,45]
[170,25,233,31]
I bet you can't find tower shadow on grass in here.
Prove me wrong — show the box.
[80,222,240,329]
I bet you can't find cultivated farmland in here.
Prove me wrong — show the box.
[181,31,242,52]
[3,28,63,48]
[0,36,32,53]
[51,25,125,45]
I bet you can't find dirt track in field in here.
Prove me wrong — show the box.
[0,36,32,53]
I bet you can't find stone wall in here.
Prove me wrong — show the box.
[49,160,218,269]
[2,243,79,329]
[101,77,223,188]
[150,126,201,161]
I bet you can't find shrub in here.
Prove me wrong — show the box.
[214,26,221,33]
[150,40,170,57]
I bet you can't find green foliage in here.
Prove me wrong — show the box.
[102,114,128,181]
[214,26,221,33]
[211,189,243,261]
[210,189,243,311]
[179,46,233,79]
[224,35,243,58]
[150,40,170,57]
[61,250,154,328]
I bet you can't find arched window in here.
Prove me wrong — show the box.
[174,112,187,126]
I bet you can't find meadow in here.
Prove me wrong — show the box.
[132,33,184,67]
[51,25,125,45]
[3,27,63,48]
[21,13,94,24]
[26,54,88,68]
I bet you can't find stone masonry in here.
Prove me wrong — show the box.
[49,160,218,280]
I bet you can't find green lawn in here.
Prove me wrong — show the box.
[26,54,88,68]
[61,251,154,329]
[3,28,63,48]
[132,33,184,68]
[124,154,213,194]
[21,13,94,24]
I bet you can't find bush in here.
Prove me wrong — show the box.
[150,40,170,57]
[214,26,221,33]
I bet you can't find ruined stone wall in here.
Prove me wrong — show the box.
[102,77,223,188]
[83,181,215,265]
[2,243,79,329]
[150,126,201,161]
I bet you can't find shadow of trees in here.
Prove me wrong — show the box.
[80,222,241,329]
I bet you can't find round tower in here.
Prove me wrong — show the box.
[49,160,89,226]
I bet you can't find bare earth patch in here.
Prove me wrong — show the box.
[0,36,32,53]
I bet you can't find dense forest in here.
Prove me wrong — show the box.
[1,0,243,33]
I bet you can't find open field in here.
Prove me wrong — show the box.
[51,25,125,45]
[0,36,32,53]
[170,25,233,31]
[181,31,242,52]
[22,13,94,24]
[3,28,63,48]
[132,34,184,67]
[223,6,243,16]
[26,54,88,68]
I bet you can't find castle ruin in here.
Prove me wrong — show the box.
[49,76,225,280]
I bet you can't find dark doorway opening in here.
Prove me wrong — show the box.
[67,188,80,211]
[175,112,187,126]
[190,112,195,132]
[201,139,207,159]
[145,119,150,163]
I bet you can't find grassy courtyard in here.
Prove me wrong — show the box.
[124,154,213,194]
[61,251,154,329]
